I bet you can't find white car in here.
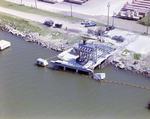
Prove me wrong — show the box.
[81,20,91,25]
[103,31,110,37]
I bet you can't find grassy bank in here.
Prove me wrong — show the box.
[0,0,105,26]
[0,11,45,34]
[0,0,83,21]
[0,0,106,43]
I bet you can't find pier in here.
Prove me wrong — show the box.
[51,39,117,75]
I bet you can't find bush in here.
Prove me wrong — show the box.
[138,13,150,26]
[141,32,148,35]
[123,49,130,53]
[134,53,141,60]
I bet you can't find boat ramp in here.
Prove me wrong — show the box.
[51,39,117,75]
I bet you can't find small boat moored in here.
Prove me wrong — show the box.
[0,40,11,50]
[37,58,48,67]
[93,73,106,80]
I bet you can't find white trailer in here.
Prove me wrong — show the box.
[0,40,11,50]
[93,73,106,80]
[37,58,49,67]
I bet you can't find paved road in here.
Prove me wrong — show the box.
[5,0,128,16]
[0,6,88,34]
[2,0,150,34]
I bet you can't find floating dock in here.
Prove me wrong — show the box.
[51,39,117,75]
[93,73,105,80]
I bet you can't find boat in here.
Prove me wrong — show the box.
[0,40,11,50]
[93,73,105,80]
[37,58,48,67]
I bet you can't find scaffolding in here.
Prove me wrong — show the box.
[78,40,97,65]
[77,39,116,66]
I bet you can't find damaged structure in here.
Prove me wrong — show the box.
[51,37,117,75]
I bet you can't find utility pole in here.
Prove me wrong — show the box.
[147,8,150,34]
[35,0,37,8]
[107,2,110,26]
[71,3,72,17]
[112,12,115,26]
[21,0,22,5]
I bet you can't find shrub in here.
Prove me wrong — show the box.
[123,49,130,53]
[134,53,141,60]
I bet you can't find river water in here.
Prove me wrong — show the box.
[0,30,150,119]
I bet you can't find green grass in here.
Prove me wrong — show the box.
[0,0,106,40]
[119,58,125,61]
[0,0,83,21]
[107,42,114,45]
[141,32,148,35]
[134,53,141,60]
[51,32,63,39]
[96,22,106,26]
[123,49,130,53]
[0,12,45,34]
[0,0,106,26]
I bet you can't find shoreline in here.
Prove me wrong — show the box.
[0,25,72,52]
[111,59,150,78]
[1,21,150,78]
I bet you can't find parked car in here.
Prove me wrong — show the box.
[84,22,97,27]
[106,26,115,31]
[44,20,54,27]
[81,20,91,25]
[112,35,125,42]
[103,31,110,37]
[55,23,63,28]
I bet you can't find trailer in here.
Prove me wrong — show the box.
[117,10,143,20]
[37,58,49,67]
[0,40,11,50]
[93,73,106,80]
